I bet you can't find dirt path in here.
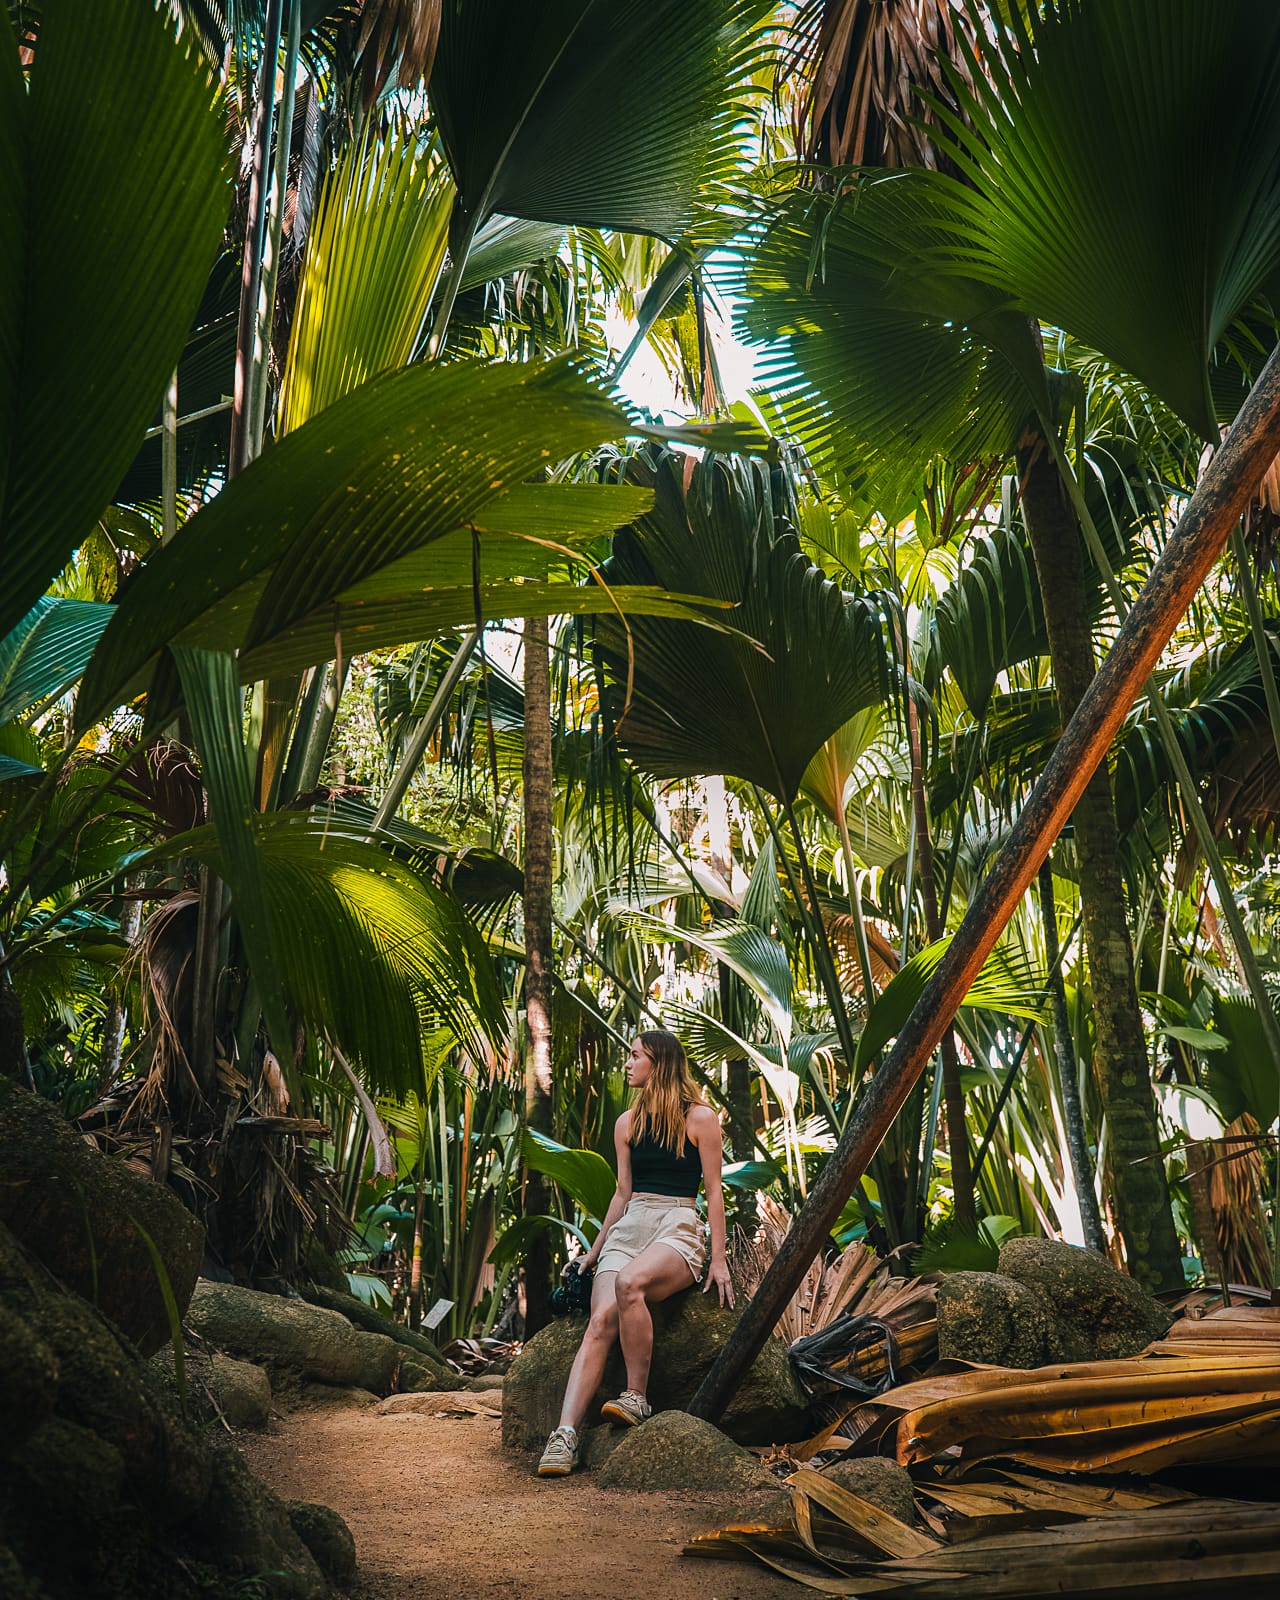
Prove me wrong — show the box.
[241,1398,790,1600]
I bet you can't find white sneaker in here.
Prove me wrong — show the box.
[600,1390,652,1427]
[537,1425,580,1475]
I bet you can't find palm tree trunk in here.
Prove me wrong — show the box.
[1016,427,1182,1291]
[907,690,974,1226]
[521,617,555,1335]
[1037,862,1105,1253]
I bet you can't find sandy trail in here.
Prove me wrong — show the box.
[241,1400,790,1600]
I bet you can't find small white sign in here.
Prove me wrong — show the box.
[423,1297,455,1331]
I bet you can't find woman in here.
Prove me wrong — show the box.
[537,1030,734,1476]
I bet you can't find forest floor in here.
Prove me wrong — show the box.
[241,1393,789,1600]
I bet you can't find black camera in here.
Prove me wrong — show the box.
[548,1260,594,1316]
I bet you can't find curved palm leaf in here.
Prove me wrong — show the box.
[591,448,895,802]
[619,913,792,1047]
[936,0,1280,439]
[0,598,113,724]
[145,807,508,1100]
[854,935,1046,1075]
[279,125,454,434]
[0,0,230,636]
[521,1129,616,1223]
[76,359,639,726]
[431,0,769,240]
[734,177,1044,522]
[1113,630,1280,854]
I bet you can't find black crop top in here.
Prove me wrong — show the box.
[630,1120,702,1198]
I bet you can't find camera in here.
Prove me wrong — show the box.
[548,1260,594,1316]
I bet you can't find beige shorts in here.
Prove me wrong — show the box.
[596,1195,706,1280]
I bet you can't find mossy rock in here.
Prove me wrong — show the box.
[287,1502,357,1586]
[936,1271,1052,1368]
[998,1237,1172,1359]
[821,1457,918,1524]
[595,1412,776,1491]
[208,1353,272,1429]
[0,1303,58,1450]
[0,1077,203,1356]
[0,1221,348,1600]
[186,1448,328,1600]
[189,1280,372,1386]
[503,1290,808,1450]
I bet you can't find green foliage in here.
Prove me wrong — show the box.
[521,1128,617,1223]
[0,0,230,635]
[737,176,1041,520]
[855,938,1046,1075]
[77,359,662,721]
[172,645,294,1076]
[432,0,769,239]
[279,126,454,434]
[937,0,1280,438]
[914,1212,1022,1275]
[0,598,114,723]
[166,809,509,1100]
[592,448,894,801]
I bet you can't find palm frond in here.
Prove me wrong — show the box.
[148,806,509,1099]
[591,447,896,802]
[0,0,231,636]
[785,0,979,170]
[432,0,770,240]
[279,123,454,434]
[77,359,640,725]
[0,598,114,724]
[936,0,1280,438]
[734,177,1043,522]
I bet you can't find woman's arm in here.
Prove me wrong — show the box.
[690,1106,734,1308]
[579,1112,633,1270]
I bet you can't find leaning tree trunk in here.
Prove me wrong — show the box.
[521,617,556,1336]
[687,337,1280,1425]
[1016,428,1183,1292]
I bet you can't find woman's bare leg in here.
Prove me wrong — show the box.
[613,1243,695,1398]
[556,1271,619,1431]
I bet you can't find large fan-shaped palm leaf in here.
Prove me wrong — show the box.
[159,807,507,1099]
[936,0,1280,440]
[278,125,455,434]
[0,598,113,725]
[736,176,1043,521]
[591,448,896,803]
[431,0,768,243]
[0,0,230,636]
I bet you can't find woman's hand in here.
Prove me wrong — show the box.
[703,1256,735,1310]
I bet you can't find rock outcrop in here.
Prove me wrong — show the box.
[0,1076,203,1355]
[190,1279,465,1396]
[502,1289,808,1450]
[937,1239,1172,1367]
[208,1352,273,1428]
[0,1217,351,1599]
[935,1271,1055,1368]
[594,1411,777,1491]
[998,1236,1172,1359]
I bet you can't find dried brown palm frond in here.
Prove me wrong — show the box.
[825,910,900,995]
[783,0,980,172]
[1206,1115,1273,1290]
[356,0,443,108]
[686,1452,1278,1595]
[730,1194,935,1357]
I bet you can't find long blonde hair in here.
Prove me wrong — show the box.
[629,1030,707,1152]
